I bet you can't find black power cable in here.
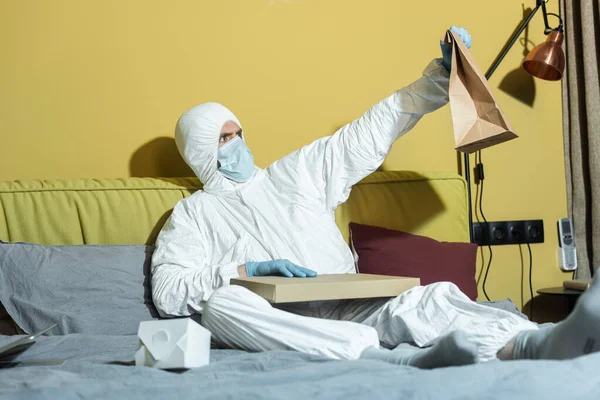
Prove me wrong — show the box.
[527,243,534,320]
[476,153,534,315]
[477,150,493,302]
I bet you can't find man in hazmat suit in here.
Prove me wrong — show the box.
[152,27,600,368]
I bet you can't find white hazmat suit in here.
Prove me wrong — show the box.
[151,59,537,362]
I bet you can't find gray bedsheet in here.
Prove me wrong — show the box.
[1,334,599,399]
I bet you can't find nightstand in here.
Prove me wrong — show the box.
[536,287,583,314]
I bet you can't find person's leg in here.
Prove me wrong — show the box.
[201,285,379,360]
[203,286,474,368]
[499,274,600,360]
[355,282,537,362]
[303,291,478,368]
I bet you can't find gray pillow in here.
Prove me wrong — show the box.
[0,241,158,335]
[479,299,529,320]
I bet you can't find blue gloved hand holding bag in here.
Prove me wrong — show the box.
[440,26,472,71]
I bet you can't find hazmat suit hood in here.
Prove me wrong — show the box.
[175,102,255,193]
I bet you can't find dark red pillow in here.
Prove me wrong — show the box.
[350,222,478,300]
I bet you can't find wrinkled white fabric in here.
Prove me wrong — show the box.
[202,285,381,360]
[203,282,537,362]
[152,59,450,317]
[359,282,538,362]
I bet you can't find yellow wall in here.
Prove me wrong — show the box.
[0,0,569,312]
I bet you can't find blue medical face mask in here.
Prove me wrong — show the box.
[217,136,255,183]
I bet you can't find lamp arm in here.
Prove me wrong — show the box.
[485,1,543,80]
[541,0,552,34]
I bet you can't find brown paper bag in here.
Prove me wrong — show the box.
[443,30,518,153]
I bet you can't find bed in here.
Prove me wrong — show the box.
[1,172,599,399]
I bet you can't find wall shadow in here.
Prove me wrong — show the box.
[333,126,455,241]
[337,171,449,243]
[499,64,536,107]
[496,6,537,107]
[130,137,195,178]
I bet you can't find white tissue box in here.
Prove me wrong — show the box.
[135,318,211,369]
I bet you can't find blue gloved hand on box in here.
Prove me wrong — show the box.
[245,259,318,278]
[440,26,472,72]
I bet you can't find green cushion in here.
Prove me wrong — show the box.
[0,178,201,245]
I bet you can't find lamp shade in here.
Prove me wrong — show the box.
[522,30,565,81]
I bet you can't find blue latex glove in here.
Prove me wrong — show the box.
[245,259,318,278]
[440,26,472,72]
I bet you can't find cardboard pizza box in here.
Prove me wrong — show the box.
[230,273,420,303]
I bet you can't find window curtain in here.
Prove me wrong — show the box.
[560,0,600,280]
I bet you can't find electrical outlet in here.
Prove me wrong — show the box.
[473,220,544,246]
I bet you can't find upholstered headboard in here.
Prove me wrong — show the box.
[0,171,469,246]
